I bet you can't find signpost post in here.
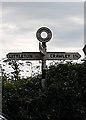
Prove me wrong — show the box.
[82,44,86,61]
[37,27,52,89]
[6,27,81,89]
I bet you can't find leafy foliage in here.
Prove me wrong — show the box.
[2,62,86,120]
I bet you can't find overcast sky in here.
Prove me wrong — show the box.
[0,2,84,60]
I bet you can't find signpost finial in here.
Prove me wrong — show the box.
[36,27,52,43]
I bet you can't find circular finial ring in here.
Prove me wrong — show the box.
[36,27,52,42]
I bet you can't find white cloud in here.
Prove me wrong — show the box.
[69,16,84,24]
[1,2,84,60]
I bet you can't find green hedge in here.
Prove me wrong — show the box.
[2,62,86,120]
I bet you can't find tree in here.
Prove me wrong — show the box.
[2,62,86,120]
[8,60,21,80]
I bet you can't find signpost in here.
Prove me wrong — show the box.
[7,52,81,60]
[83,44,86,55]
[6,27,81,89]
[82,44,86,61]
[6,52,42,60]
[47,52,81,60]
